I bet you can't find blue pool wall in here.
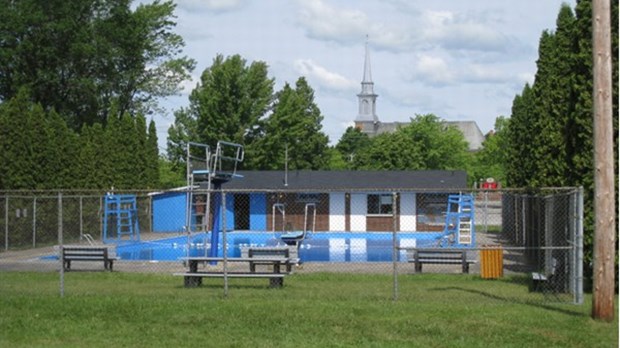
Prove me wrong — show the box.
[115,231,453,262]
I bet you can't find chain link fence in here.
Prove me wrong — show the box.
[0,187,583,303]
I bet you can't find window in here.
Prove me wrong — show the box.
[296,193,320,203]
[367,194,393,215]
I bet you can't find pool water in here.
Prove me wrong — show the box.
[115,231,446,262]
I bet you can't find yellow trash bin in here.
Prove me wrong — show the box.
[480,245,503,279]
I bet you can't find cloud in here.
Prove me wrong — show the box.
[296,0,527,57]
[296,0,370,44]
[422,10,521,53]
[176,0,242,13]
[409,54,527,87]
[294,59,358,92]
[295,0,415,52]
[411,55,455,86]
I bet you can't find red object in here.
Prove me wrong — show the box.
[481,178,498,189]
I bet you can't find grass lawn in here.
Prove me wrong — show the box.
[0,271,617,347]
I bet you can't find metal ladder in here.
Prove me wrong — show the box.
[185,142,211,233]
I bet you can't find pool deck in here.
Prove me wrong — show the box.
[0,230,528,275]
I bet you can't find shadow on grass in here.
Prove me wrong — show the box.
[175,283,285,290]
[429,286,585,317]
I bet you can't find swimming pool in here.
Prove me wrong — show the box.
[115,231,448,262]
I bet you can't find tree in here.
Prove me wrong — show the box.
[250,78,329,170]
[167,108,198,171]
[505,84,538,187]
[354,114,469,171]
[42,110,79,189]
[334,127,371,168]
[402,114,470,170]
[145,120,160,188]
[505,0,619,282]
[76,123,107,189]
[0,0,195,129]
[471,116,510,186]
[0,91,47,189]
[354,130,422,170]
[528,5,576,187]
[168,54,274,167]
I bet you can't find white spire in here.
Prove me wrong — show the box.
[362,35,372,83]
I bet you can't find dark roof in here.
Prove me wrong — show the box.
[214,170,467,191]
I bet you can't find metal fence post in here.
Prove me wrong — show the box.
[392,191,398,302]
[222,191,228,298]
[79,196,83,241]
[576,187,584,304]
[484,190,488,233]
[5,195,9,251]
[58,192,64,298]
[32,197,37,248]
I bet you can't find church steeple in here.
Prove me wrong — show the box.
[361,37,373,90]
[355,36,379,131]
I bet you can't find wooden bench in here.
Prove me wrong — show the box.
[62,246,117,271]
[175,257,294,288]
[408,249,475,274]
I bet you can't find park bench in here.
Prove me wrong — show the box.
[531,258,558,292]
[247,246,299,273]
[408,248,475,274]
[175,256,296,288]
[62,246,117,271]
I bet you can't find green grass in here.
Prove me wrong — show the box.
[0,272,617,348]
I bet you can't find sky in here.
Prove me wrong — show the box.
[153,0,575,151]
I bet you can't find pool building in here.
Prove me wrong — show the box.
[151,170,468,235]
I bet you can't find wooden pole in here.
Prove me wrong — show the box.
[591,0,615,322]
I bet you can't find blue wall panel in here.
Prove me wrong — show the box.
[249,193,267,230]
[152,192,186,233]
[225,193,235,230]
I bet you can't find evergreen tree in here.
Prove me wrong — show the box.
[76,124,101,189]
[506,84,537,187]
[527,5,576,187]
[135,114,149,187]
[0,91,46,189]
[43,110,78,189]
[146,119,160,188]
[506,0,619,274]
[251,78,329,170]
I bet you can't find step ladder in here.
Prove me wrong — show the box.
[445,194,475,246]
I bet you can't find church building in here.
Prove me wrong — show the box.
[353,41,485,152]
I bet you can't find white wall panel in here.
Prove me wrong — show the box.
[350,194,367,231]
[329,193,345,231]
[400,193,417,231]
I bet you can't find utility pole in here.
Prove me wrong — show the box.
[591,0,615,322]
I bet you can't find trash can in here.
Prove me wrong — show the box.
[480,245,503,279]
